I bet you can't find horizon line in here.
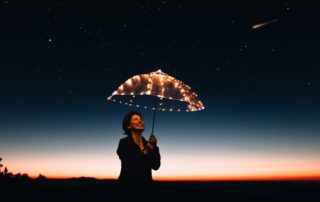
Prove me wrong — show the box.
[30,176,320,181]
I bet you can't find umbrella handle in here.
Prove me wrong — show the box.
[151,96,157,134]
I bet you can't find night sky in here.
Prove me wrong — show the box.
[1,1,320,180]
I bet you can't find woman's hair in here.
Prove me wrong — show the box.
[122,111,142,135]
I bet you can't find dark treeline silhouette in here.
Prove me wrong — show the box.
[0,157,48,201]
[0,157,47,183]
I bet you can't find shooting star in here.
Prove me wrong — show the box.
[252,19,278,30]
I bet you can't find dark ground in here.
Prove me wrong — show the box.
[1,179,319,201]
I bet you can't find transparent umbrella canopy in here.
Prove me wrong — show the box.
[107,69,205,133]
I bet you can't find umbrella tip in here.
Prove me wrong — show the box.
[151,69,166,75]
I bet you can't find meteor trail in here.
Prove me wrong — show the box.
[252,19,278,30]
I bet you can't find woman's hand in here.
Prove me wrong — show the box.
[147,134,157,150]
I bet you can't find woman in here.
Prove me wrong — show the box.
[117,111,161,187]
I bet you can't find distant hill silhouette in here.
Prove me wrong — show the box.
[1,158,319,201]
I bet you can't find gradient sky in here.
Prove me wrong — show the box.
[1,1,320,180]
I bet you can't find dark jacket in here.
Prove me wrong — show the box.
[117,135,161,185]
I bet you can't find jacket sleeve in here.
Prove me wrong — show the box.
[117,139,126,160]
[147,146,161,170]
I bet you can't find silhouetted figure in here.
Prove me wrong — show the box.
[117,111,161,194]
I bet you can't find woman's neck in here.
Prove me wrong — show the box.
[132,133,141,140]
[131,130,142,137]
[131,132,142,146]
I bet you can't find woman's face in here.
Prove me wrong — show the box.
[129,114,144,132]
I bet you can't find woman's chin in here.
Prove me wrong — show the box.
[133,128,144,133]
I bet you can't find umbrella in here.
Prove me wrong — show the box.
[107,69,205,133]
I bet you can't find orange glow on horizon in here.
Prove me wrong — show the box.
[5,147,320,182]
